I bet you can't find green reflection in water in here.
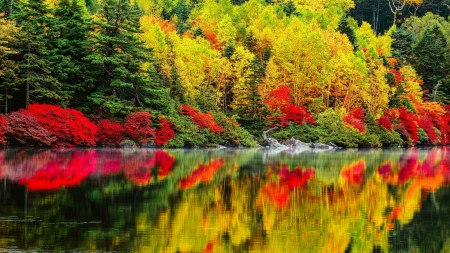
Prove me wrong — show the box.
[0,148,450,252]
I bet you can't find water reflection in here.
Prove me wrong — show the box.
[1,148,450,252]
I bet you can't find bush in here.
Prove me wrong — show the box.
[7,111,56,146]
[180,105,224,133]
[96,119,124,146]
[123,111,155,146]
[24,103,98,146]
[166,115,206,147]
[0,114,10,145]
[155,117,175,146]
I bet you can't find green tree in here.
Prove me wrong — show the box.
[391,28,414,65]
[51,0,94,108]
[10,0,63,108]
[234,56,268,135]
[412,25,449,95]
[86,0,154,116]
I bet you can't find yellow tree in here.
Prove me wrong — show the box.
[270,18,331,106]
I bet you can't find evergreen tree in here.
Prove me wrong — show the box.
[412,25,449,95]
[86,0,154,116]
[9,0,63,108]
[51,0,94,108]
[338,15,357,51]
[235,56,268,135]
[391,28,414,65]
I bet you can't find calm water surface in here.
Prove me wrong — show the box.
[1,147,450,253]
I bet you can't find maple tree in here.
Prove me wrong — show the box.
[155,117,175,146]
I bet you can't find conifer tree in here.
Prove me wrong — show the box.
[391,28,413,65]
[235,56,268,134]
[412,25,449,95]
[86,0,153,116]
[51,0,94,108]
[9,0,63,108]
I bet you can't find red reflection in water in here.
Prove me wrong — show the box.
[202,241,215,253]
[179,159,225,189]
[18,150,97,191]
[123,150,175,185]
[341,160,365,185]
[377,162,392,178]
[398,149,419,184]
[261,166,315,208]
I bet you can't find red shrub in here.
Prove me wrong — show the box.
[440,108,450,145]
[123,111,156,145]
[7,111,56,146]
[265,86,291,112]
[96,119,124,146]
[23,103,97,146]
[398,108,419,143]
[282,104,316,125]
[155,117,175,146]
[343,108,365,133]
[377,115,392,131]
[0,114,10,145]
[180,105,224,133]
[418,116,439,144]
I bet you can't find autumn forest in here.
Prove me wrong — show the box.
[0,0,450,147]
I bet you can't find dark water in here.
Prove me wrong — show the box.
[1,147,450,253]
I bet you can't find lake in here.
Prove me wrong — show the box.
[1,147,450,253]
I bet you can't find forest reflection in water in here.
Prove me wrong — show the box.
[1,147,450,252]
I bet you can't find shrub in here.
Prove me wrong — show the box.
[96,119,124,146]
[123,111,155,146]
[7,111,56,146]
[343,108,365,133]
[180,105,224,133]
[24,103,98,146]
[155,117,175,146]
[0,114,10,145]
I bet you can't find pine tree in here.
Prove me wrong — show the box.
[86,0,153,116]
[235,56,268,135]
[391,28,413,65]
[9,0,63,108]
[51,0,94,108]
[338,15,357,51]
[412,25,449,95]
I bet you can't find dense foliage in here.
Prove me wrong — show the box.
[0,0,450,147]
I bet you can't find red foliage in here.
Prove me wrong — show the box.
[155,118,175,146]
[390,69,404,83]
[96,119,124,146]
[7,111,56,146]
[265,86,291,112]
[18,150,97,191]
[343,108,366,133]
[123,111,156,145]
[265,86,316,127]
[179,159,225,189]
[377,115,393,131]
[180,105,224,133]
[398,108,419,143]
[440,107,450,145]
[23,103,98,146]
[418,116,439,144]
[281,104,316,125]
[0,114,10,145]
[377,162,392,178]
